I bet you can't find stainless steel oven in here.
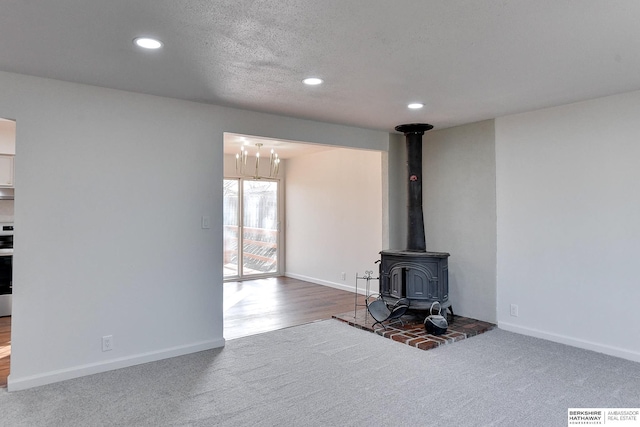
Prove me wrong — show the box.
[0,223,13,317]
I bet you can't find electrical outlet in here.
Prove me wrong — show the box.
[510,304,519,317]
[201,215,210,229]
[102,335,114,352]
[340,272,346,281]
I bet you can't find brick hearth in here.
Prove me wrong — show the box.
[333,308,495,350]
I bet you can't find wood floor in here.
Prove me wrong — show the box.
[0,316,10,388]
[0,277,355,388]
[224,276,355,340]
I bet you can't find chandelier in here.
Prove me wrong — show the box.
[235,143,280,179]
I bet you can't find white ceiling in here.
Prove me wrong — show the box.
[2,1,640,135]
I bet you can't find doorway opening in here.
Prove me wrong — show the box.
[222,131,386,341]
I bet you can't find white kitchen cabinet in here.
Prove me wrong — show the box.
[0,155,14,187]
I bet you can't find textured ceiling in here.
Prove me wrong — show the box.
[2,1,640,133]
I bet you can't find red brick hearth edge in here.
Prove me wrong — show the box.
[333,309,495,351]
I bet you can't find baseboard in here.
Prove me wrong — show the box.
[7,338,226,392]
[284,272,374,295]
[498,321,640,363]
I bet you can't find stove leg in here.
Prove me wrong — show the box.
[447,306,455,322]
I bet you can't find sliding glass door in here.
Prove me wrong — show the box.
[223,179,240,277]
[223,178,279,279]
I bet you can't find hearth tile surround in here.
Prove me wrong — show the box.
[333,309,494,351]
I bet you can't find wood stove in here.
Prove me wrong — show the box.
[380,124,452,316]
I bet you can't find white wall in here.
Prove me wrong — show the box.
[496,90,640,362]
[285,148,383,292]
[422,121,497,322]
[0,70,388,390]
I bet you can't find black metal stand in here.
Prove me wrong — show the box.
[354,270,379,319]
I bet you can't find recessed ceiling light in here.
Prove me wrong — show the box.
[303,77,323,86]
[134,37,163,49]
[408,103,424,109]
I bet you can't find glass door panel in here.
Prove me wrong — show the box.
[223,179,239,278]
[242,180,278,276]
[223,178,279,279]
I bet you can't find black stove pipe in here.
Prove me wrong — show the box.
[395,123,434,252]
